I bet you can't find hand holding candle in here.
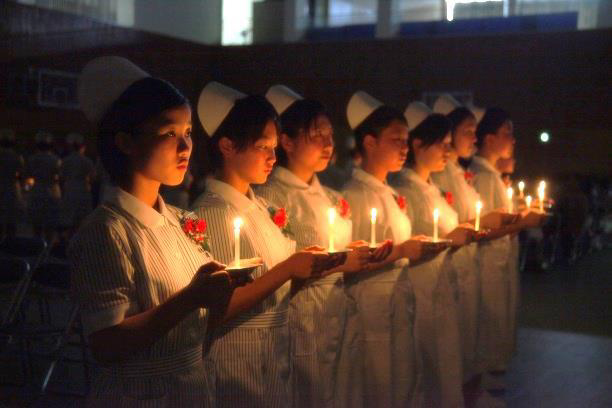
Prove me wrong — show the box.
[433,208,439,242]
[328,207,336,252]
[233,217,243,266]
[370,208,377,247]
[475,201,482,231]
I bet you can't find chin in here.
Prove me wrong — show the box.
[164,174,185,186]
[314,161,329,173]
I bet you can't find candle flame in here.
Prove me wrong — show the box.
[507,187,514,199]
[526,195,532,208]
[518,181,525,191]
[371,208,377,223]
[233,217,243,229]
[476,201,483,211]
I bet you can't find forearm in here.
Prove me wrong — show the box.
[217,261,292,324]
[89,287,197,363]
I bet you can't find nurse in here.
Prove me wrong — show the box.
[393,102,479,408]
[27,131,61,243]
[469,107,544,390]
[257,85,389,408]
[0,129,24,240]
[61,132,96,232]
[69,56,238,407]
[431,95,517,399]
[342,91,449,407]
[192,82,343,408]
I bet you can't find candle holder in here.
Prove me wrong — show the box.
[226,257,264,278]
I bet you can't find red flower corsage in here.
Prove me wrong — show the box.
[335,197,351,219]
[464,171,474,183]
[268,206,293,236]
[180,214,211,252]
[396,195,407,211]
[444,191,454,206]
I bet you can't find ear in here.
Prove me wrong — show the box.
[114,132,134,155]
[218,136,235,159]
[279,133,294,155]
[363,134,377,152]
[411,138,423,152]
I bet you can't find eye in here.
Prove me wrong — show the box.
[185,129,192,139]
[163,131,176,138]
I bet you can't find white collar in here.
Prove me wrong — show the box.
[205,178,259,213]
[352,167,395,195]
[272,167,326,195]
[103,186,179,229]
[471,155,500,176]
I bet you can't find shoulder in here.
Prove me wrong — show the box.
[254,180,288,207]
[69,205,131,253]
[191,190,227,211]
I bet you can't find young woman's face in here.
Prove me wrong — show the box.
[231,120,278,185]
[288,114,334,173]
[368,119,409,173]
[133,103,192,186]
[415,133,452,173]
[453,116,477,159]
[489,120,515,159]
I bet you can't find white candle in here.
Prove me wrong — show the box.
[233,217,243,266]
[526,195,532,210]
[538,184,545,212]
[370,208,377,247]
[433,208,439,242]
[328,207,336,252]
[518,181,525,198]
[475,201,482,232]
[507,187,514,213]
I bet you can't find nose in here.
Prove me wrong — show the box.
[178,135,191,154]
[268,147,276,164]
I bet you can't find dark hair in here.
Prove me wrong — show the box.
[475,107,510,149]
[407,113,451,165]
[277,98,327,167]
[354,106,406,155]
[207,94,278,171]
[97,77,189,184]
[447,107,475,134]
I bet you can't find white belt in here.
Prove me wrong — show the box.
[224,309,288,329]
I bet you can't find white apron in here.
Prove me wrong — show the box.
[432,161,483,378]
[343,168,418,408]
[392,168,464,408]
[256,168,360,408]
[192,179,296,408]
[469,156,514,371]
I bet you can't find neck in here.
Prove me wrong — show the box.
[477,147,499,167]
[286,161,315,184]
[217,166,250,195]
[120,173,160,209]
[411,162,431,183]
[449,150,459,164]
[361,156,388,182]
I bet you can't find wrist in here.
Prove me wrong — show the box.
[177,285,200,312]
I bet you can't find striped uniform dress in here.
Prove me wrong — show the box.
[27,151,62,228]
[69,186,214,407]
[256,167,363,408]
[431,160,485,379]
[469,156,517,371]
[191,178,296,408]
[342,168,418,408]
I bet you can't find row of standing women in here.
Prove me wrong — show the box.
[69,56,547,407]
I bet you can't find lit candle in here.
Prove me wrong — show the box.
[518,181,525,198]
[233,217,243,266]
[328,207,336,252]
[433,208,439,242]
[370,208,377,247]
[538,182,545,212]
[475,201,482,232]
[507,187,514,213]
[526,195,532,210]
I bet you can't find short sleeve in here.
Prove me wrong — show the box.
[68,221,137,335]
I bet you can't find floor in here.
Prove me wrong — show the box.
[1,248,611,407]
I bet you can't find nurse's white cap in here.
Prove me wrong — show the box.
[346,91,383,130]
[433,94,462,115]
[469,104,486,124]
[197,81,246,136]
[66,132,84,145]
[78,56,149,124]
[404,101,432,131]
[266,85,303,115]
